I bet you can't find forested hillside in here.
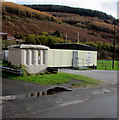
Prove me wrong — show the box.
[26,5,115,21]
[25,4,118,44]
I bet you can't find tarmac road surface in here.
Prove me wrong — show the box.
[2,70,118,118]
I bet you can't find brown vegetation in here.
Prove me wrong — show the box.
[2,2,59,22]
[2,2,117,44]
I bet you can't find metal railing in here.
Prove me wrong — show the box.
[78,59,91,67]
[1,66,22,76]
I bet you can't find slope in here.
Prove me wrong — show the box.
[2,2,115,43]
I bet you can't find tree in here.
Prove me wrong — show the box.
[25,34,36,44]
[52,30,62,38]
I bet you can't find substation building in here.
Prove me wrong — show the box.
[8,43,97,74]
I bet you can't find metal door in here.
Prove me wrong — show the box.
[72,51,78,68]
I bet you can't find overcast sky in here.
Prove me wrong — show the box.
[5,0,118,18]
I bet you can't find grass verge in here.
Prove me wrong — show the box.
[2,72,103,86]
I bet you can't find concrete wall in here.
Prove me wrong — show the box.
[8,48,21,65]
[78,50,97,67]
[48,49,73,67]
[48,49,97,67]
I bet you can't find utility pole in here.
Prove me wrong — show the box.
[112,21,116,69]
[66,33,67,43]
[77,32,79,43]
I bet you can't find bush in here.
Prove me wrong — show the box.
[2,15,11,20]
[24,33,64,45]
[53,30,62,38]
[76,23,86,28]
[2,40,16,48]
[25,34,36,44]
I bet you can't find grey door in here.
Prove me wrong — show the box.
[72,51,78,68]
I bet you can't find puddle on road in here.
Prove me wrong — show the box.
[47,87,72,95]
[2,87,72,101]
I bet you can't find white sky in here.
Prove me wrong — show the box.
[5,0,118,18]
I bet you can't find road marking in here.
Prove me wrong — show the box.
[59,98,88,107]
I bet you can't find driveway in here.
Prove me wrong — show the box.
[59,69,117,85]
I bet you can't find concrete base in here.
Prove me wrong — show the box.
[26,65,48,74]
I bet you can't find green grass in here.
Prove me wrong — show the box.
[78,60,119,71]
[97,60,119,70]
[2,72,102,86]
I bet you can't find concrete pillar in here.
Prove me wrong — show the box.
[11,49,13,64]
[28,50,32,65]
[34,50,38,65]
[8,49,11,63]
[21,50,26,65]
[15,49,17,65]
[10,50,12,64]
[12,50,15,65]
[40,50,43,65]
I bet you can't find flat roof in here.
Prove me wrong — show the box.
[49,43,97,51]
[8,44,50,50]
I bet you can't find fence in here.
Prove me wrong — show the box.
[97,60,118,70]
[78,59,92,67]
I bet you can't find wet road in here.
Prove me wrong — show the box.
[34,94,117,118]
[2,70,118,118]
[2,84,117,118]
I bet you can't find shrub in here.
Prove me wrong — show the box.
[76,23,86,28]
[2,15,11,20]
[2,40,16,48]
[24,34,65,45]
[25,34,36,44]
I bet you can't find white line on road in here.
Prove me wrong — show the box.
[59,98,88,107]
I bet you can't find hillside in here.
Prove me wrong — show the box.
[26,5,115,21]
[2,2,60,23]
[2,2,117,44]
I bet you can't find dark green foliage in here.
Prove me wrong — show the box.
[2,40,16,48]
[84,41,119,60]
[25,34,36,44]
[14,34,23,39]
[84,41,114,51]
[76,23,86,28]
[51,30,62,38]
[26,5,115,20]
[24,33,64,45]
